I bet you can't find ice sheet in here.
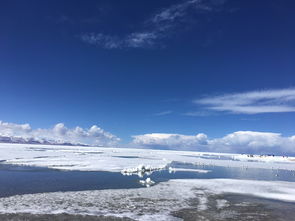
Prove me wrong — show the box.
[0,143,295,172]
[171,179,295,202]
[0,179,294,220]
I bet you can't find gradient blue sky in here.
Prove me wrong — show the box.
[1,0,295,144]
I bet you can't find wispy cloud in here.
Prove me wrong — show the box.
[81,32,157,49]
[154,110,173,116]
[183,111,215,117]
[81,0,227,49]
[132,131,295,155]
[81,33,124,49]
[194,88,295,114]
[126,32,158,48]
[150,0,213,25]
[0,121,119,146]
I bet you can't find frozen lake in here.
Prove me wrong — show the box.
[0,143,295,220]
[1,162,295,198]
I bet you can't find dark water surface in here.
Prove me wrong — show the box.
[0,161,294,198]
[158,161,295,182]
[0,164,142,197]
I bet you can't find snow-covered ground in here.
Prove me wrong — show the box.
[0,179,294,221]
[0,143,295,171]
[1,143,295,220]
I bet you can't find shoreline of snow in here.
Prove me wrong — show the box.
[0,143,295,172]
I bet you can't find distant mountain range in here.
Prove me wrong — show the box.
[0,135,88,146]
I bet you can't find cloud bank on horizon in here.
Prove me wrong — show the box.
[132,131,295,155]
[1,121,294,155]
[0,121,119,146]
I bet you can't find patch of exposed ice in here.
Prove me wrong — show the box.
[216,199,229,209]
[171,179,295,202]
[139,178,155,187]
[168,167,211,173]
[0,179,194,221]
[196,194,208,211]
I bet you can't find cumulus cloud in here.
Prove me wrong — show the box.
[0,121,119,146]
[132,133,208,150]
[81,0,226,49]
[194,88,295,114]
[210,131,295,154]
[132,131,295,155]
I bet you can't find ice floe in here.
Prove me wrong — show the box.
[168,167,211,173]
[216,199,229,209]
[121,164,167,177]
[139,177,155,187]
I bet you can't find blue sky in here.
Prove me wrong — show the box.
[0,0,295,153]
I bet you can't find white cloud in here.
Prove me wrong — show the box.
[81,0,226,49]
[151,0,212,24]
[0,121,119,146]
[132,131,295,155]
[2,120,294,155]
[126,32,158,48]
[154,110,173,116]
[0,121,32,136]
[209,131,295,154]
[132,133,208,150]
[81,33,123,49]
[183,111,214,116]
[194,88,295,114]
[81,32,158,49]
